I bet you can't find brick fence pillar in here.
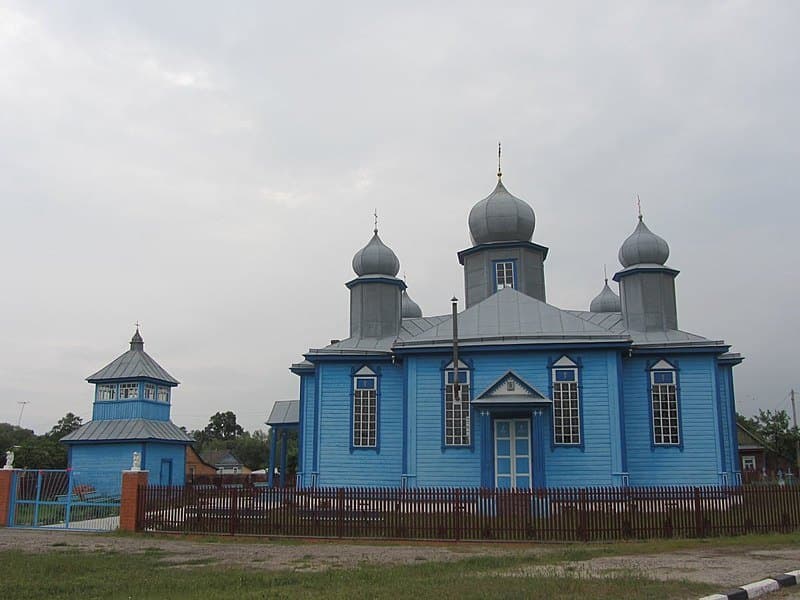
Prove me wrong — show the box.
[0,469,14,527]
[119,470,148,532]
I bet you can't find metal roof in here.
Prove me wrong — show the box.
[61,419,192,443]
[565,310,727,348]
[393,287,629,348]
[87,348,179,384]
[267,400,299,426]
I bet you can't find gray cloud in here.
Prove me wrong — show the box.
[1,1,797,433]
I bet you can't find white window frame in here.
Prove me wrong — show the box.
[445,362,471,446]
[97,384,116,400]
[552,364,580,445]
[495,261,515,291]
[157,387,169,402]
[353,367,377,448]
[119,383,138,400]
[742,455,756,471]
[651,362,680,445]
[143,383,156,401]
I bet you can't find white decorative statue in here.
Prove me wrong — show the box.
[131,451,141,472]
[4,450,14,470]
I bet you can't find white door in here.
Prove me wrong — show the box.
[494,419,532,489]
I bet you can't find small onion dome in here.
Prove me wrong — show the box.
[618,216,670,267]
[468,179,535,245]
[590,280,621,313]
[352,230,400,276]
[130,327,144,351]
[401,289,423,318]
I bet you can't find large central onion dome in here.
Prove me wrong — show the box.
[468,178,536,245]
[589,279,622,312]
[618,216,670,267]
[352,229,400,276]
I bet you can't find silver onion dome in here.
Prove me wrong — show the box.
[589,280,621,312]
[352,230,401,277]
[618,216,670,267]
[468,178,536,245]
[401,289,423,318]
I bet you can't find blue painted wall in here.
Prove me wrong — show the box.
[144,442,186,486]
[69,443,140,496]
[299,373,316,487]
[623,354,722,486]
[314,361,403,486]
[301,348,734,488]
[69,441,186,493]
[93,400,170,421]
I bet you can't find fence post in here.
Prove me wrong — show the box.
[337,488,345,538]
[0,468,15,527]
[120,469,149,532]
[230,488,239,536]
[693,487,703,538]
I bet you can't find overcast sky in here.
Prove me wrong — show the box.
[1,1,797,435]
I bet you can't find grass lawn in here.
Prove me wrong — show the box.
[0,546,718,600]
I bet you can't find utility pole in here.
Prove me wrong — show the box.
[16,401,29,428]
[792,389,799,472]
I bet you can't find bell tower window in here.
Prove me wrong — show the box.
[119,383,138,399]
[494,260,516,291]
[97,384,115,400]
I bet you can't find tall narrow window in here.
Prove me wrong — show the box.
[651,362,680,445]
[144,384,156,400]
[552,358,580,445]
[157,387,169,402]
[353,367,377,447]
[119,383,138,399]
[445,363,470,446]
[495,261,515,291]
[97,384,116,400]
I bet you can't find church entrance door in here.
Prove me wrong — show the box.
[494,419,531,489]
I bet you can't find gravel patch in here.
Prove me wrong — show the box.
[0,528,525,571]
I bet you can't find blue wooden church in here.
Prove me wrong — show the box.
[62,328,192,491]
[290,167,743,489]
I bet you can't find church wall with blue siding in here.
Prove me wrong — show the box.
[291,171,743,489]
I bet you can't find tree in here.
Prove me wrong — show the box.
[15,436,67,469]
[47,413,83,441]
[202,411,244,441]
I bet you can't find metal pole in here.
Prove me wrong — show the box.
[451,297,459,399]
[791,389,799,471]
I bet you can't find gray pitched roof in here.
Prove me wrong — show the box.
[394,287,628,348]
[565,310,727,348]
[87,348,179,384]
[267,400,300,426]
[61,419,192,443]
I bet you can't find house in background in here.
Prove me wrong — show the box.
[291,166,744,489]
[185,446,217,480]
[737,422,795,481]
[200,449,251,475]
[62,328,192,492]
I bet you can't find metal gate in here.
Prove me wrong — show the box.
[9,469,121,531]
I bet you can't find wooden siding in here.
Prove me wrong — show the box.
[92,400,170,421]
[299,373,316,487]
[623,355,721,486]
[316,363,403,487]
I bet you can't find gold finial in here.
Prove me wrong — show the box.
[497,141,502,178]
